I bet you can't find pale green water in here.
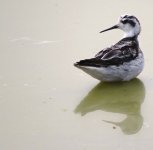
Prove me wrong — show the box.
[0,0,153,150]
[75,79,145,135]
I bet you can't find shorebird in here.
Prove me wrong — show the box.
[74,15,144,81]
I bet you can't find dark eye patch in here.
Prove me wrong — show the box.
[121,19,136,27]
[123,15,140,25]
[121,19,128,24]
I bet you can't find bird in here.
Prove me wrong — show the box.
[74,15,144,82]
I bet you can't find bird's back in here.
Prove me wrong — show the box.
[75,36,140,68]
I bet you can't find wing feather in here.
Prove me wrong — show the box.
[75,37,139,67]
[94,38,139,66]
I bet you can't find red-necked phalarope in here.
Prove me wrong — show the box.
[74,15,144,82]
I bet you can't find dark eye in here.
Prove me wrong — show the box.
[121,19,136,27]
[121,19,128,24]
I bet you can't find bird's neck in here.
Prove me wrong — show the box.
[123,32,137,38]
[123,29,139,38]
[121,35,138,44]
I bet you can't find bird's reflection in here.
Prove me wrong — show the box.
[75,79,145,135]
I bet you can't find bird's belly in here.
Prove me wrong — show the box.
[80,53,144,82]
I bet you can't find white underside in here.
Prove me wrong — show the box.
[78,52,144,82]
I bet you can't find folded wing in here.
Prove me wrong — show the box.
[75,37,139,67]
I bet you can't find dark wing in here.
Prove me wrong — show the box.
[75,38,139,67]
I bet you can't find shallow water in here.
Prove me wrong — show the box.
[1,0,153,149]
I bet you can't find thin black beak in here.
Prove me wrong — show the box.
[99,25,119,33]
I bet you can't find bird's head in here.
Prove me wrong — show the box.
[100,15,141,38]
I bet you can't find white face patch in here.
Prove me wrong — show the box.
[117,15,141,37]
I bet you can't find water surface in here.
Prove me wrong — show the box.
[0,0,153,150]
